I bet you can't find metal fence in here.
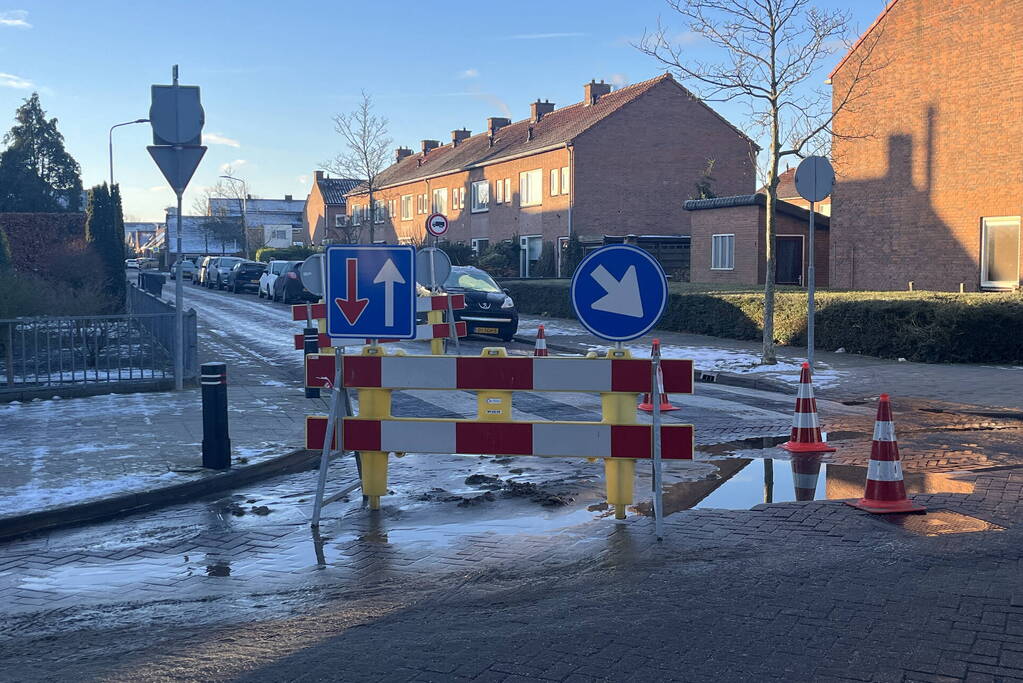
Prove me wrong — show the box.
[1,285,197,393]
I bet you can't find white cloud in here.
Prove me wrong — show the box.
[219,159,247,173]
[148,185,168,192]
[458,68,479,79]
[297,175,309,185]
[204,132,240,147]
[505,32,586,40]
[0,10,31,28]
[0,72,33,89]
[609,73,629,89]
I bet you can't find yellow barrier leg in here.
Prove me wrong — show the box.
[428,309,444,355]
[600,348,637,520]
[356,345,392,511]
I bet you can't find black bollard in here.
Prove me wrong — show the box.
[303,327,321,399]
[201,362,231,469]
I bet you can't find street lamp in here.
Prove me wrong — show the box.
[219,174,247,256]
[109,118,149,188]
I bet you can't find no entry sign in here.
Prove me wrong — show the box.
[426,213,448,237]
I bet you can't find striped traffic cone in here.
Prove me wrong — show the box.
[790,454,822,501]
[780,362,835,453]
[533,325,549,357]
[847,394,925,514]
[639,339,678,412]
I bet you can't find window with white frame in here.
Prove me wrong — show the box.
[471,181,489,212]
[471,238,489,256]
[519,169,542,207]
[401,194,413,221]
[981,216,1021,289]
[374,199,386,223]
[550,169,559,196]
[459,187,465,209]
[711,234,734,270]
[503,178,511,204]
[560,166,569,195]
[352,205,362,226]
[432,188,448,215]
[495,178,504,204]
[421,193,428,213]
[388,199,396,220]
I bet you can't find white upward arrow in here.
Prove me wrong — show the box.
[373,258,406,327]
[591,264,644,318]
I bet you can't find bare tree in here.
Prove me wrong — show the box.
[639,0,885,363]
[190,170,250,255]
[325,91,391,244]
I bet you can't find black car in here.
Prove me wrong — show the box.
[227,261,266,293]
[443,266,518,341]
[272,261,319,304]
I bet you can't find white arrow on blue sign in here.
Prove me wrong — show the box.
[570,244,668,342]
[325,245,417,339]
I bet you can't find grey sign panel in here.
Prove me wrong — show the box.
[147,145,206,195]
[299,253,325,296]
[150,85,204,146]
[415,247,451,289]
[794,156,835,203]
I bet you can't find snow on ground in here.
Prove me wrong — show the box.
[3,471,195,518]
[518,317,588,338]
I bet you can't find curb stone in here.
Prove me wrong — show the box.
[0,448,321,543]
[512,334,791,395]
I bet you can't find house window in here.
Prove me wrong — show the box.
[432,188,448,215]
[519,235,543,277]
[981,216,1021,289]
[471,238,489,256]
[495,178,504,204]
[352,205,362,226]
[550,169,559,196]
[503,178,511,205]
[420,193,428,214]
[519,169,542,207]
[401,194,412,221]
[459,187,465,209]
[561,166,570,195]
[711,234,734,270]
[374,199,386,223]
[471,181,489,212]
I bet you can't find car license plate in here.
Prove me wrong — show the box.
[475,326,499,334]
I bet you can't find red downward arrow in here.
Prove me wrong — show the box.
[335,258,369,325]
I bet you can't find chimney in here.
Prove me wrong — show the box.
[395,147,413,163]
[451,128,471,146]
[285,194,293,201]
[487,117,511,135]
[530,99,555,122]
[526,125,534,142]
[314,170,324,182]
[584,79,612,105]
[421,139,440,155]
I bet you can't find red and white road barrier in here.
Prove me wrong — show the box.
[847,394,925,514]
[533,325,548,357]
[780,362,835,453]
[310,354,694,393]
[303,415,694,459]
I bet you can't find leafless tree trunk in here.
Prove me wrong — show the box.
[325,91,392,244]
[639,0,885,363]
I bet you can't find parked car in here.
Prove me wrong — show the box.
[208,256,246,289]
[125,258,139,269]
[169,259,195,281]
[195,256,215,286]
[271,260,318,304]
[227,260,266,293]
[443,266,518,341]
[258,260,293,300]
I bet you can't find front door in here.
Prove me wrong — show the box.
[776,236,803,285]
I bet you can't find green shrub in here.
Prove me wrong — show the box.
[255,245,318,263]
[439,242,475,266]
[478,239,520,278]
[499,279,1023,363]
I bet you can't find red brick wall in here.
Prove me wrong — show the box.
[830,0,1023,291]
[573,79,756,239]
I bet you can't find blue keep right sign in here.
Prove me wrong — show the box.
[570,244,668,342]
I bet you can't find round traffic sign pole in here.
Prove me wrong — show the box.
[794,156,835,370]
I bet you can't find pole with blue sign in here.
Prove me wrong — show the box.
[571,244,668,538]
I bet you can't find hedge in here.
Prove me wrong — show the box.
[255,245,318,263]
[500,279,1023,364]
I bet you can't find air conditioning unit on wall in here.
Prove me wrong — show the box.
[335,215,349,227]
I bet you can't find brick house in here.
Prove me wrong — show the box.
[304,172,362,245]
[344,74,757,276]
[685,194,829,287]
[760,167,831,216]
[830,0,1023,291]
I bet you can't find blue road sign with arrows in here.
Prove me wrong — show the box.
[570,244,668,342]
[325,245,417,339]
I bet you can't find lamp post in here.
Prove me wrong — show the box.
[219,174,247,256]
[109,119,149,188]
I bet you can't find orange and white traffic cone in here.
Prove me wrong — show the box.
[780,362,835,453]
[639,339,678,412]
[790,454,822,501]
[533,324,549,357]
[847,394,925,514]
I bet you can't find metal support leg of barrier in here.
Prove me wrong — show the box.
[601,347,637,520]
[311,347,344,527]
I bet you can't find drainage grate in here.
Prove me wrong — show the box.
[882,510,1006,536]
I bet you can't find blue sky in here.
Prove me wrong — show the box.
[0,1,884,222]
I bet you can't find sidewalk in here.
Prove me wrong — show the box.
[517,315,1023,409]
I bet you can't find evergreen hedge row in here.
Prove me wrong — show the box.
[500,279,1023,363]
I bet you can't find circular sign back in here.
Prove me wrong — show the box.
[298,253,325,296]
[794,156,835,203]
[415,247,452,290]
[426,213,448,237]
